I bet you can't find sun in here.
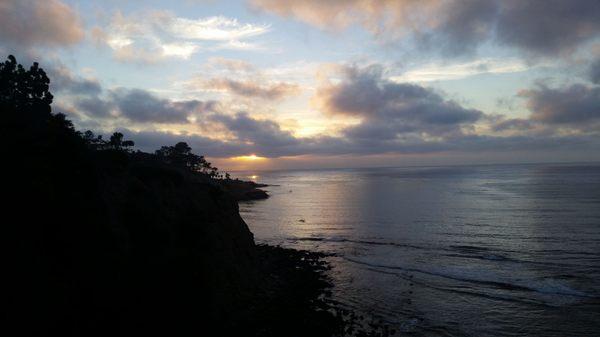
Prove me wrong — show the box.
[232,154,266,161]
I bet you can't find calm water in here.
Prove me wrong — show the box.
[236,163,600,336]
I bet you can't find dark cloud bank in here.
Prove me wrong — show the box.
[3,0,595,160]
[252,0,600,58]
[53,62,600,159]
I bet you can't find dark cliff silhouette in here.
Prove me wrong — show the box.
[1,54,256,336]
[1,56,390,337]
[0,56,346,336]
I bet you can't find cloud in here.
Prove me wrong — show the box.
[184,57,304,100]
[206,57,255,72]
[204,78,299,100]
[169,15,268,40]
[47,64,102,96]
[72,84,599,159]
[495,1,600,56]
[251,0,439,33]
[5,56,103,96]
[417,0,498,56]
[491,118,534,132]
[519,83,600,127]
[74,96,114,118]
[109,88,217,123]
[391,58,529,82]
[120,128,252,157]
[590,58,600,84]
[0,0,84,49]
[117,114,312,158]
[70,86,217,124]
[119,124,600,159]
[96,11,270,62]
[314,64,483,139]
[48,56,598,160]
[212,112,299,148]
[251,0,600,57]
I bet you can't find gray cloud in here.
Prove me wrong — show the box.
[205,78,299,100]
[121,128,252,158]
[419,0,499,56]
[74,96,114,118]
[495,1,600,56]
[519,84,600,126]
[212,112,299,148]
[491,118,534,132]
[590,58,600,85]
[315,65,483,140]
[76,95,600,160]
[68,86,217,124]
[47,57,599,159]
[0,56,102,96]
[0,0,84,49]
[109,88,217,124]
[252,0,600,58]
[118,125,331,158]
[48,65,102,96]
[117,125,600,160]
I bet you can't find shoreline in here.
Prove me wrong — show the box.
[248,245,392,337]
[220,178,270,201]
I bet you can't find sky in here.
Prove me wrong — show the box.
[1,0,599,170]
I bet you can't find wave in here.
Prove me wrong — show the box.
[362,267,553,309]
[288,236,594,269]
[343,257,596,299]
[443,253,512,262]
[288,236,433,251]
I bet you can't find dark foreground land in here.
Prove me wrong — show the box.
[221,178,270,201]
[1,56,388,336]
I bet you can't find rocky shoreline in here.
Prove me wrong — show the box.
[219,178,270,201]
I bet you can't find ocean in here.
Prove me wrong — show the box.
[236,163,600,336]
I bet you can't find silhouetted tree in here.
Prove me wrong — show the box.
[1,55,78,144]
[83,130,105,149]
[108,132,134,151]
[154,141,221,176]
[0,55,53,114]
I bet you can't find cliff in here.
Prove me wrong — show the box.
[4,142,348,336]
[1,55,383,337]
[5,142,256,332]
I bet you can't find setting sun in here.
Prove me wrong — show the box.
[232,154,266,161]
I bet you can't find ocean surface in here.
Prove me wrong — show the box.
[236,163,600,336]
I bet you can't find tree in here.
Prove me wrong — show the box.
[1,55,77,148]
[0,55,53,115]
[154,142,223,177]
[108,132,134,151]
[83,130,105,149]
[171,142,192,167]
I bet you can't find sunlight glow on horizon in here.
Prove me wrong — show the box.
[231,154,267,161]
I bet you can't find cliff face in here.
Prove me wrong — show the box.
[101,156,259,311]
[6,146,260,336]
[1,56,375,337]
